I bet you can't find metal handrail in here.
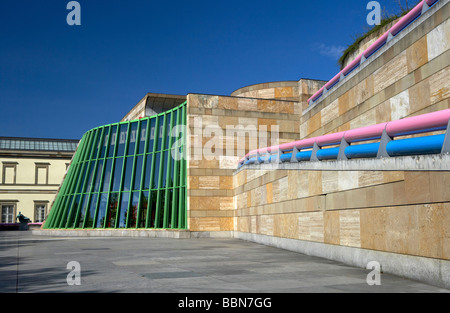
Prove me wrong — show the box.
[307,0,440,106]
[238,109,450,168]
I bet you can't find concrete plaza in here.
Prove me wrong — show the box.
[0,231,448,293]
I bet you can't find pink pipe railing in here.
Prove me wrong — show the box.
[389,1,424,36]
[386,109,450,137]
[341,54,363,76]
[362,32,389,58]
[308,0,438,106]
[315,131,346,147]
[238,108,450,167]
[324,72,343,90]
[344,123,388,143]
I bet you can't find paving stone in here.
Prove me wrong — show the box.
[0,231,448,293]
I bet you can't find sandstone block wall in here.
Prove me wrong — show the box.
[231,81,300,101]
[301,2,449,139]
[186,94,301,231]
[232,1,450,265]
[234,168,450,260]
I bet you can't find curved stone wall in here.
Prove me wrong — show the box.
[231,81,300,101]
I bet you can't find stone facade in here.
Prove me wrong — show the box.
[302,3,449,139]
[0,139,78,224]
[186,94,303,232]
[230,2,450,286]
[234,168,450,260]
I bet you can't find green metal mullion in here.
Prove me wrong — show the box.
[82,126,106,228]
[180,104,187,229]
[154,114,167,228]
[135,119,148,228]
[170,108,181,228]
[93,125,114,228]
[77,128,101,228]
[145,116,160,228]
[72,129,98,228]
[55,135,87,228]
[176,104,185,228]
[66,130,94,228]
[48,134,86,227]
[177,103,186,225]
[114,122,131,228]
[61,162,83,228]
[51,139,83,228]
[163,112,175,228]
[125,121,141,228]
[55,136,86,228]
[103,124,121,228]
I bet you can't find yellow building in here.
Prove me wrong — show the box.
[0,137,79,224]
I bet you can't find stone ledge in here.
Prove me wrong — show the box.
[32,229,191,239]
[190,231,234,239]
[234,231,450,290]
[32,229,236,239]
[236,154,450,174]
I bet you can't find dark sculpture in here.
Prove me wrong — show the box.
[17,212,32,224]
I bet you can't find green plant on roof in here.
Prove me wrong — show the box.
[338,0,419,69]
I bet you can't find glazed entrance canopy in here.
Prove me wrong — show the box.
[44,102,187,230]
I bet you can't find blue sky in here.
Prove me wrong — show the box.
[0,0,412,139]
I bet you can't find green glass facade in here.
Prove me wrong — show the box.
[44,102,187,230]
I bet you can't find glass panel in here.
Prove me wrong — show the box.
[122,157,134,192]
[179,187,186,229]
[117,124,128,157]
[147,118,156,153]
[170,111,178,150]
[138,120,147,155]
[111,158,123,192]
[128,192,139,228]
[165,189,173,228]
[164,112,172,150]
[172,188,179,229]
[91,129,102,159]
[157,190,165,228]
[117,192,130,228]
[161,151,168,189]
[62,195,74,227]
[85,193,97,228]
[127,122,138,155]
[67,195,80,228]
[54,195,67,227]
[156,116,164,151]
[95,193,108,228]
[101,159,112,192]
[143,154,152,190]
[45,102,187,230]
[169,152,175,188]
[84,160,96,192]
[106,192,119,228]
[1,205,14,223]
[133,155,143,191]
[152,153,161,189]
[139,190,149,228]
[77,162,89,194]
[77,194,90,228]
[108,125,118,158]
[148,190,158,228]
[100,127,110,158]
